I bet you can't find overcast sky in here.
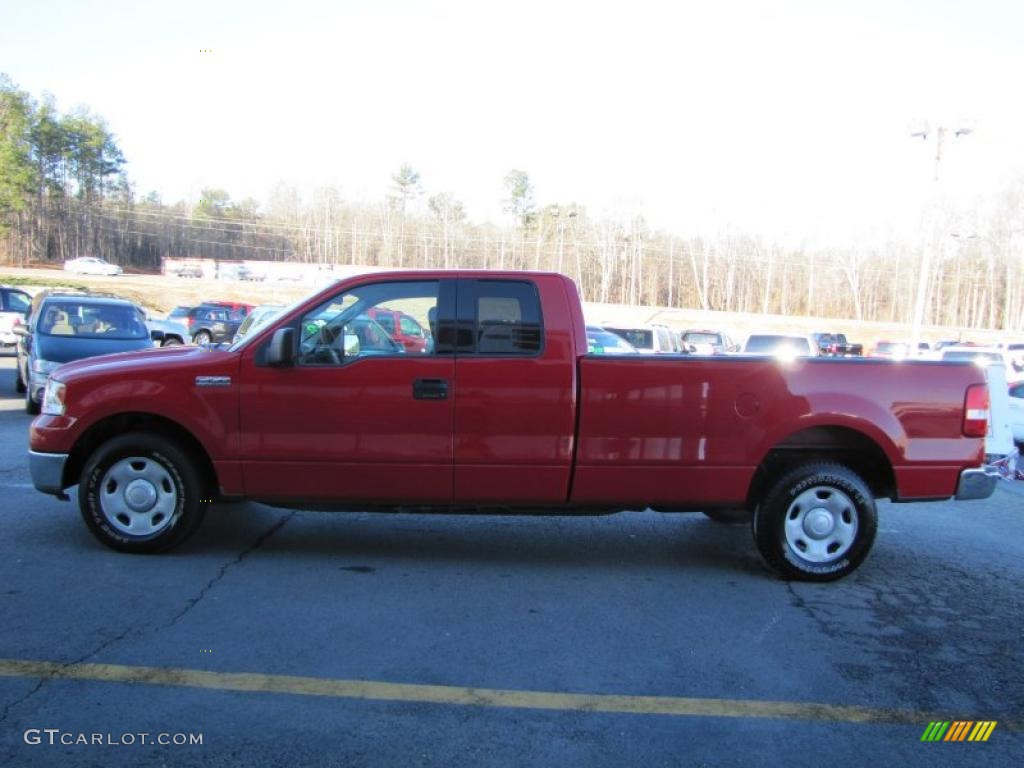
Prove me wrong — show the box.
[3,0,1022,244]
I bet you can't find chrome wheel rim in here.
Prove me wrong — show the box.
[99,457,179,537]
[783,485,858,563]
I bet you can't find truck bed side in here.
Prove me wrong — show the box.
[571,356,986,507]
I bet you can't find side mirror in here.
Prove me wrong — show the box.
[267,327,296,367]
[150,329,165,342]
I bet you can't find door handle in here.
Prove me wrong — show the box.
[413,378,448,400]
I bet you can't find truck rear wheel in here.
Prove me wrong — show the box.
[752,463,877,582]
[79,433,207,553]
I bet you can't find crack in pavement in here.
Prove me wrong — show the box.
[163,510,295,629]
[0,511,295,726]
[0,623,136,727]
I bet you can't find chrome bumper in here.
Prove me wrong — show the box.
[955,467,1000,501]
[29,450,68,495]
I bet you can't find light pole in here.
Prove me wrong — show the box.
[549,206,577,275]
[908,121,972,351]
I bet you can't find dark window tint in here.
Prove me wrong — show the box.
[5,290,30,313]
[608,328,653,349]
[467,280,542,355]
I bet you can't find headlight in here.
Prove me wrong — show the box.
[41,379,66,416]
[31,359,59,376]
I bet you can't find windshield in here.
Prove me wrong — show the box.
[227,294,313,351]
[38,301,148,340]
[587,327,638,354]
[683,332,720,345]
[608,328,653,349]
[745,335,810,355]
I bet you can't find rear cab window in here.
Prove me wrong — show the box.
[457,279,543,356]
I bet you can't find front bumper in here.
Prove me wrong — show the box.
[29,450,68,495]
[955,467,1000,500]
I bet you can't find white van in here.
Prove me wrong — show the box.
[983,362,1014,460]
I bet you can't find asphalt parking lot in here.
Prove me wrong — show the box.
[0,354,1021,767]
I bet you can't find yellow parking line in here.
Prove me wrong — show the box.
[0,658,1020,729]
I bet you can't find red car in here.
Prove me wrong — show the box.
[366,306,430,353]
[28,271,995,581]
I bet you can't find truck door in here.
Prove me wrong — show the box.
[238,279,457,503]
[452,278,577,504]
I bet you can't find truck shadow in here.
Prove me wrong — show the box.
[191,502,766,577]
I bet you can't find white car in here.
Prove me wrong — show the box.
[742,333,819,359]
[603,324,680,354]
[232,304,285,343]
[143,312,189,347]
[939,346,1023,381]
[1009,381,1024,445]
[63,257,122,276]
[0,286,32,346]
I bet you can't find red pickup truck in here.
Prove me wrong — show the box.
[28,271,997,581]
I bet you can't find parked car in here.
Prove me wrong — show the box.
[742,334,817,358]
[143,311,188,347]
[28,271,996,582]
[680,329,735,355]
[604,324,679,354]
[0,286,32,348]
[63,257,122,276]
[810,332,837,355]
[833,333,864,356]
[586,325,639,355]
[812,332,863,356]
[219,263,264,282]
[366,306,431,353]
[940,345,1024,383]
[1009,381,1024,445]
[15,295,156,413]
[182,304,245,344]
[994,340,1024,380]
[232,305,285,343]
[170,263,204,278]
[939,347,1005,365]
[201,300,253,320]
[871,340,911,359]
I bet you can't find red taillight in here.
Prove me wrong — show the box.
[963,384,989,438]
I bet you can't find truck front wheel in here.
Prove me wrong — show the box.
[79,433,207,553]
[752,463,877,582]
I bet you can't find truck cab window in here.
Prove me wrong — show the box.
[462,280,543,355]
[297,281,440,364]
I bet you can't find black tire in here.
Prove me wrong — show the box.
[79,432,208,553]
[193,330,212,345]
[703,508,752,525]
[751,463,877,582]
[161,336,183,347]
[14,366,25,394]
[25,385,40,415]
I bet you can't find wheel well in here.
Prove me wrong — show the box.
[64,413,218,495]
[746,426,896,508]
